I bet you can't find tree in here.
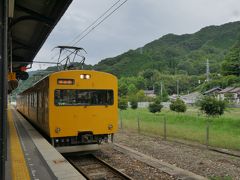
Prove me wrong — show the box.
[222,40,240,76]
[170,98,187,113]
[135,76,146,90]
[142,69,155,80]
[136,90,146,102]
[118,82,128,96]
[118,97,128,110]
[130,99,138,109]
[127,84,138,96]
[148,98,163,113]
[199,96,225,116]
[161,90,169,102]
[153,82,160,95]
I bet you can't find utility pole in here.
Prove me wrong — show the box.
[206,59,210,82]
[177,80,179,96]
[160,81,163,97]
[139,47,143,54]
[0,0,8,178]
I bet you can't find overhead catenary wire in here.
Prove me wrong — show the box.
[50,0,125,61]
[50,0,128,63]
[72,0,128,46]
[68,0,122,45]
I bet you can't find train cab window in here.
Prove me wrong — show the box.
[54,89,114,106]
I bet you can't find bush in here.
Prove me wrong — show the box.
[170,98,187,113]
[148,98,163,113]
[118,97,128,110]
[130,99,138,109]
[199,96,225,116]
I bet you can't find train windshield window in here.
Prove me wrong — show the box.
[54,89,114,106]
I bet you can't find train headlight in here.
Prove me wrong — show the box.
[85,74,90,79]
[80,74,84,79]
[108,124,113,130]
[80,74,91,79]
[55,127,61,133]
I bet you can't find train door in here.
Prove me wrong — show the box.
[37,90,43,126]
[40,81,47,130]
[42,90,45,125]
[44,84,49,129]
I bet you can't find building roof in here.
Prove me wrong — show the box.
[181,92,201,99]
[219,87,235,94]
[144,90,155,94]
[203,87,222,95]
[229,87,240,93]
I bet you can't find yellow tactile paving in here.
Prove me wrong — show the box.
[8,108,31,180]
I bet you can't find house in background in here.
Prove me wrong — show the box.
[218,87,235,100]
[169,92,202,105]
[144,90,156,98]
[181,92,202,105]
[203,87,222,97]
[217,87,240,104]
[229,88,240,104]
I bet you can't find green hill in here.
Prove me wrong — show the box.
[93,21,240,77]
[12,21,240,96]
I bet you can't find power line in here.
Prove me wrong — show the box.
[72,0,128,46]
[68,0,122,45]
[50,0,128,62]
[50,0,123,61]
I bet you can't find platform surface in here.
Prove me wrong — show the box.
[6,106,85,180]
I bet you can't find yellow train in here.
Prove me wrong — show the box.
[17,70,118,152]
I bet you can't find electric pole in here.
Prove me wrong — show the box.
[139,47,143,54]
[177,80,179,96]
[160,81,163,97]
[206,59,210,82]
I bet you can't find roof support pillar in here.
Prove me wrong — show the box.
[0,0,8,179]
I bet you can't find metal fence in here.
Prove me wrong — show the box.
[118,112,240,151]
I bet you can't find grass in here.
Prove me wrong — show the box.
[119,107,240,150]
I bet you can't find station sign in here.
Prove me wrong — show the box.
[8,72,16,81]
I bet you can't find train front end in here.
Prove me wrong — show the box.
[48,70,118,152]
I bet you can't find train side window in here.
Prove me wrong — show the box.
[34,93,37,107]
[32,94,34,107]
[38,92,42,108]
[30,94,32,107]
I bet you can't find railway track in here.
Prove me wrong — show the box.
[66,153,132,180]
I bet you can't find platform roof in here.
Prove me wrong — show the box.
[10,0,72,72]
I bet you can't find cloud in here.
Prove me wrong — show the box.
[32,0,240,70]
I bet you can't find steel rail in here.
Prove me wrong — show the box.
[66,154,132,180]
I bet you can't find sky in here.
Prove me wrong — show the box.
[32,0,240,70]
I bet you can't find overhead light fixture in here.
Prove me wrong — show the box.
[8,0,15,18]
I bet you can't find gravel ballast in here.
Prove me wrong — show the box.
[95,145,174,180]
[114,130,240,180]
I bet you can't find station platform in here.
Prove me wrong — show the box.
[6,105,85,180]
